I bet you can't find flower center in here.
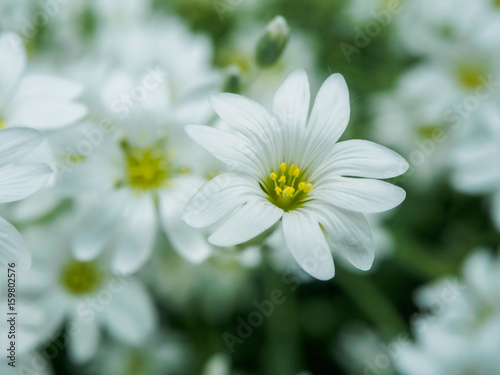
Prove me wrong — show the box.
[261,162,314,212]
[456,64,486,90]
[0,116,5,129]
[120,137,186,190]
[60,260,102,295]
[417,124,443,140]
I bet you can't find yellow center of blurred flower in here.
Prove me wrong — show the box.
[0,117,5,129]
[120,138,190,191]
[417,124,442,140]
[262,162,314,211]
[61,260,102,295]
[457,65,486,90]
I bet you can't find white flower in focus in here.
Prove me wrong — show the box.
[0,32,87,130]
[18,218,157,364]
[394,249,500,375]
[0,128,52,269]
[183,69,408,280]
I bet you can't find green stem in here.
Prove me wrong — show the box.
[336,268,407,340]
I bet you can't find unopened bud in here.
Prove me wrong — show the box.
[255,16,290,68]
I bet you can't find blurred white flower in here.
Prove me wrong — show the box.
[184,69,408,280]
[394,249,500,375]
[146,243,260,323]
[0,32,87,130]
[89,331,192,375]
[451,105,500,229]
[0,128,52,269]
[396,0,500,57]
[18,217,157,364]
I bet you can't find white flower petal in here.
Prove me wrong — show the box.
[208,199,283,247]
[210,93,278,145]
[183,173,255,228]
[185,125,259,174]
[311,202,374,270]
[282,211,335,280]
[0,217,30,270]
[0,127,44,167]
[272,68,310,129]
[0,163,52,203]
[8,98,87,129]
[307,73,350,142]
[316,177,406,213]
[69,315,100,364]
[101,279,156,345]
[160,188,211,263]
[0,32,26,105]
[111,194,157,275]
[15,74,83,100]
[318,139,409,179]
[73,190,130,261]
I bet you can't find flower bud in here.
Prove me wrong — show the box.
[255,16,290,68]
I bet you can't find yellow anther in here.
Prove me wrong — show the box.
[270,172,277,180]
[293,168,300,177]
[283,187,295,196]
[275,186,282,195]
[298,182,305,190]
[280,163,287,171]
[288,165,296,176]
[279,176,286,183]
[303,183,313,193]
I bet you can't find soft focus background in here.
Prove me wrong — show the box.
[2,0,500,374]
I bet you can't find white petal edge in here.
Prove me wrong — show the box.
[315,177,406,214]
[0,127,45,167]
[0,163,52,203]
[282,210,335,280]
[272,68,310,129]
[0,217,31,270]
[208,199,283,247]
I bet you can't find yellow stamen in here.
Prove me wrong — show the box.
[280,163,287,171]
[270,172,277,180]
[279,176,286,183]
[303,183,313,193]
[298,182,305,190]
[275,186,282,195]
[293,168,300,177]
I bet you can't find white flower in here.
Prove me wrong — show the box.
[89,330,191,375]
[18,217,157,364]
[0,127,52,269]
[0,32,87,130]
[451,104,500,229]
[183,69,408,280]
[396,0,500,57]
[394,249,500,375]
[65,69,220,275]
